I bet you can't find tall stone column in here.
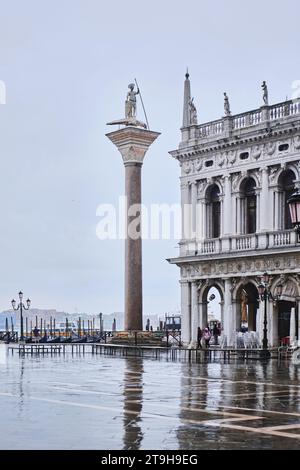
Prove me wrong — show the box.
[224,278,232,341]
[180,280,191,345]
[190,280,199,346]
[106,126,160,331]
[191,181,197,239]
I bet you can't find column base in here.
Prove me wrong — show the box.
[259,349,271,360]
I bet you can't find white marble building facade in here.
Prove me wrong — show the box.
[169,73,300,347]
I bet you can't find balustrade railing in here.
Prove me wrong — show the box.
[193,98,300,140]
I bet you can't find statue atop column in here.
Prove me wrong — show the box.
[125,83,139,119]
[262,81,269,106]
[107,81,146,129]
[189,97,198,125]
[224,92,231,116]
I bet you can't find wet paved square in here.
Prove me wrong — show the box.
[0,347,300,449]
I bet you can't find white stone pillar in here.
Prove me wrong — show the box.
[181,181,190,240]
[190,281,199,346]
[195,198,203,241]
[290,307,296,347]
[260,167,270,231]
[298,301,300,347]
[224,279,232,341]
[223,176,232,235]
[268,300,273,347]
[272,303,279,347]
[191,181,197,239]
[258,300,265,346]
[180,280,191,345]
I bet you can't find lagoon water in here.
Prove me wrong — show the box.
[0,347,300,449]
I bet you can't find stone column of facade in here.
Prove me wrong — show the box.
[222,175,232,251]
[195,193,203,242]
[223,279,232,342]
[298,300,300,347]
[190,280,199,346]
[180,280,191,345]
[191,181,197,240]
[181,181,190,241]
[268,300,274,346]
[257,300,265,345]
[106,127,160,331]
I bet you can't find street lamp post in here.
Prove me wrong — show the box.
[257,273,282,359]
[11,291,31,343]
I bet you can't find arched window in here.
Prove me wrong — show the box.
[241,178,257,234]
[278,170,295,229]
[206,184,221,238]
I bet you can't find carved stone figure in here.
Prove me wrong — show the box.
[266,141,276,156]
[224,92,231,116]
[126,83,139,119]
[194,158,202,171]
[252,145,262,160]
[262,81,269,106]
[189,97,198,125]
[241,289,248,323]
[107,82,146,128]
[227,150,237,165]
[217,152,225,167]
[294,135,300,150]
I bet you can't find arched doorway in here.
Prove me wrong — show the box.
[236,283,259,332]
[199,283,224,330]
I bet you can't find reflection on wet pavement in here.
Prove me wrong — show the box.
[0,351,299,449]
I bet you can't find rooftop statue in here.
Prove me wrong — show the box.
[189,97,198,125]
[262,81,269,106]
[224,92,231,116]
[107,82,147,129]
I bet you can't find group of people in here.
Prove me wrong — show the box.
[197,322,222,349]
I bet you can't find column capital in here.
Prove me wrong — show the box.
[106,126,160,165]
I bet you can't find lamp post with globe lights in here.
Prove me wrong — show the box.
[257,273,283,358]
[11,291,31,342]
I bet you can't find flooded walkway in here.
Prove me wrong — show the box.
[0,348,299,449]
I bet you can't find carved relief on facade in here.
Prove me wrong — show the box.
[231,172,241,192]
[194,157,202,172]
[181,253,300,282]
[183,160,192,174]
[252,144,262,160]
[265,141,276,156]
[268,165,281,185]
[216,152,226,167]
[197,179,207,198]
[294,135,300,150]
[249,168,261,188]
[226,150,237,165]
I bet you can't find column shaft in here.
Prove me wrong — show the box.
[124,162,143,331]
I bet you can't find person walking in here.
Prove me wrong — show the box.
[203,328,211,348]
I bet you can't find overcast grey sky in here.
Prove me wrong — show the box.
[0,0,299,315]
